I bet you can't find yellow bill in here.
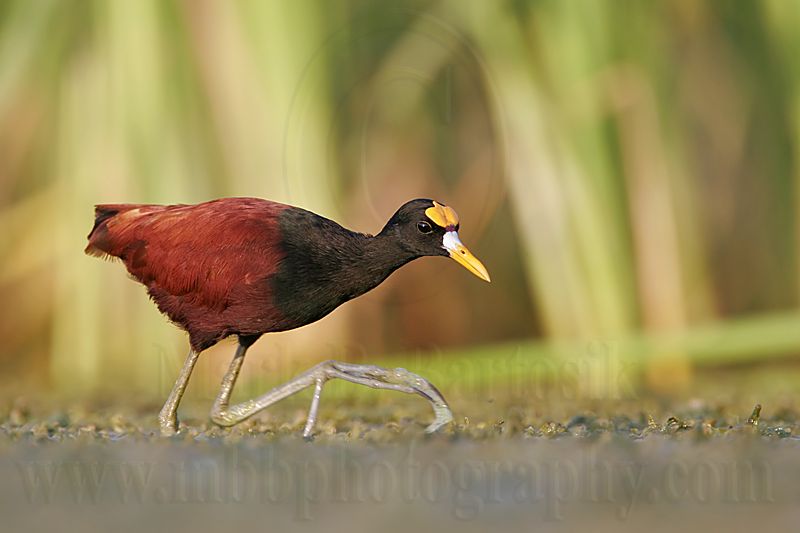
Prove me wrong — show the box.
[442,231,491,282]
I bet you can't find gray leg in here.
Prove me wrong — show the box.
[303,379,325,437]
[158,348,200,436]
[210,343,454,438]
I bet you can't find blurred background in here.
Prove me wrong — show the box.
[1,0,800,404]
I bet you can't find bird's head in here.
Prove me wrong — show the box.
[380,199,491,282]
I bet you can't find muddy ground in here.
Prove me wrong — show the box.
[1,383,799,532]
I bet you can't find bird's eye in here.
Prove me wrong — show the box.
[417,221,433,234]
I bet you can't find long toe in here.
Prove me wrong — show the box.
[424,403,454,433]
[158,416,179,436]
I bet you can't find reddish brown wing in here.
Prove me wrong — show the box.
[87,197,290,348]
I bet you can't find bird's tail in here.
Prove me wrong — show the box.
[84,204,144,259]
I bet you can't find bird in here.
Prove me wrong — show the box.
[85,197,490,437]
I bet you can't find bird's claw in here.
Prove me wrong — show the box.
[158,409,180,436]
[326,362,453,433]
[393,369,453,433]
[344,364,453,433]
[159,421,179,437]
[425,402,454,433]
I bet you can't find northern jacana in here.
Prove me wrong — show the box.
[86,198,490,437]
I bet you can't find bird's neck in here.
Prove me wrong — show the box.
[349,232,418,294]
[271,210,421,329]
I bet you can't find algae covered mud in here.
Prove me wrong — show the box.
[1,397,799,532]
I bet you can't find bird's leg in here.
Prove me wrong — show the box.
[158,348,200,436]
[209,345,453,438]
[303,379,325,437]
[210,343,248,421]
[322,362,454,433]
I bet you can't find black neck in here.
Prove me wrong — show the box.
[271,211,419,328]
[356,231,418,287]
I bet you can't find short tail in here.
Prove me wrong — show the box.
[84,204,140,258]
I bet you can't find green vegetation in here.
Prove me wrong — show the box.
[1,1,799,402]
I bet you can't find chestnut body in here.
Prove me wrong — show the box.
[86,197,432,350]
[86,196,489,436]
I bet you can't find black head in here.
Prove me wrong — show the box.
[379,199,490,282]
